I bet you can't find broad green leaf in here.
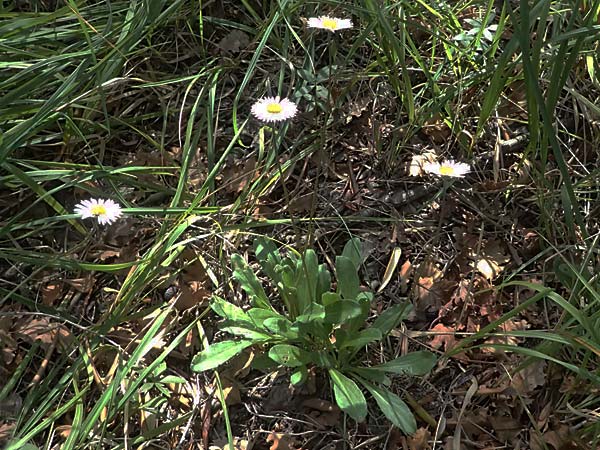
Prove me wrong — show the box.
[160,375,186,384]
[361,381,416,434]
[371,351,437,375]
[191,340,253,372]
[211,296,251,322]
[351,367,391,385]
[324,300,362,325]
[329,369,367,422]
[338,328,382,349]
[263,317,299,339]
[220,325,272,341]
[269,344,308,367]
[309,351,335,368]
[247,308,284,328]
[296,249,319,311]
[316,263,332,300]
[250,353,278,371]
[371,303,412,335]
[254,237,281,281]
[231,253,272,309]
[341,238,363,269]
[335,256,360,300]
[291,366,308,385]
[296,303,326,322]
[347,291,373,332]
[321,292,341,306]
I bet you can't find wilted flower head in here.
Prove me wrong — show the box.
[74,198,123,225]
[423,160,470,178]
[307,16,353,32]
[251,96,297,123]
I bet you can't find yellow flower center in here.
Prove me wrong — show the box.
[266,103,283,114]
[322,18,338,30]
[439,165,455,176]
[90,205,107,216]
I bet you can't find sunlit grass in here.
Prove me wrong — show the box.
[1,0,599,447]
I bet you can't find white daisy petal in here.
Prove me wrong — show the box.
[307,16,353,32]
[74,198,123,225]
[423,160,470,178]
[251,96,298,123]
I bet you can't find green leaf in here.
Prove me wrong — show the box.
[350,368,391,385]
[160,375,186,384]
[321,292,341,306]
[220,325,272,341]
[324,300,362,325]
[371,303,412,336]
[338,328,382,349]
[347,291,373,332]
[291,366,308,385]
[342,238,363,269]
[269,344,308,367]
[361,381,416,434]
[254,237,281,280]
[231,253,272,309]
[329,369,367,422]
[309,351,335,368]
[316,263,332,300]
[296,249,319,312]
[211,296,251,323]
[191,340,253,372]
[247,308,284,328]
[336,255,360,300]
[371,351,437,375]
[263,317,299,339]
[296,303,326,322]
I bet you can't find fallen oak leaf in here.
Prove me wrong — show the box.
[429,324,457,351]
[302,398,340,429]
[266,432,300,450]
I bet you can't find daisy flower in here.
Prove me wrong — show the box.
[307,16,353,32]
[251,96,297,123]
[423,160,470,178]
[74,198,123,225]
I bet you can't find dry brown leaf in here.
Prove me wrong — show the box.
[398,259,413,293]
[287,193,314,214]
[0,422,15,446]
[98,249,121,261]
[407,427,432,450]
[0,319,17,365]
[302,398,340,429]
[217,29,250,54]
[481,319,528,353]
[408,152,437,177]
[266,432,301,450]
[469,239,511,280]
[0,393,22,419]
[511,361,546,395]
[174,250,212,310]
[422,115,451,143]
[64,276,95,293]
[55,424,72,439]
[489,415,521,443]
[209,437,250,450]
[218,157,257,194]
[429,323,457,351]
[175,280,210,310]
[41,282,63,305]
[14,317,73,350]
[529,424,579,450]
[217,349,255,406]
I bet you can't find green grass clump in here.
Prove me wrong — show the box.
[1,0,599,448]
